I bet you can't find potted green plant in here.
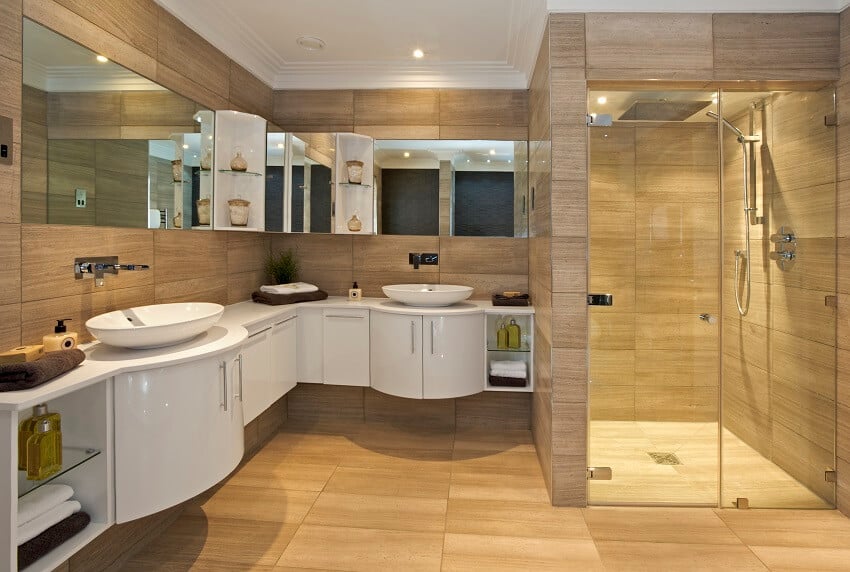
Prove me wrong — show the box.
[265,249,298,284]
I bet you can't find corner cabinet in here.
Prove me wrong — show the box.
[370,309,484,399]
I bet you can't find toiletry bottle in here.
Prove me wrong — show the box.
[26,419,62,480]
[496,320,509,350]
[19,404,62,471]
[507,318,522,349]
[349,281,362,301]
[43,319,77,352]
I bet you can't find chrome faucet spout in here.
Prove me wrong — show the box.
[412,253,421,269]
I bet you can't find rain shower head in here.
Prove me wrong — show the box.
[706,111,746,140]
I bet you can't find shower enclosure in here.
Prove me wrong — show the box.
[586,87,837,508]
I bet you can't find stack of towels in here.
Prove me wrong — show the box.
[260,282,319,295]
[17,484,90,569]
[489,360,527,380]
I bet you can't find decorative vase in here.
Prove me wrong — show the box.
[200,147,212,171]
[346,160,364,184]
[347,213,362,232]
[196,198,211,225]
[230,150,248,172]
[173,211,183,229]
[228,198,251,226]
[171,159,182,182]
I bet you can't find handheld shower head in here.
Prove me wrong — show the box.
[706,111,746,140]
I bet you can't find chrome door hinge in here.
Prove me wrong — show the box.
[587,466,612,480]
[586,113,612,127]
[825,469,837,483]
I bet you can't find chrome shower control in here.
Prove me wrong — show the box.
[771,226,797,271]
[769,250,796,261]
[770,232,796,244]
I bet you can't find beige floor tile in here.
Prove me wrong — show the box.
[186,484,319,524]
[442,533,604,571]
[323,466,451,499]
[715,509,850,548]
[446,499,591,539]
[340,445,453,471]
[748,546,850,571]
[451,449,545,476]
[123,515,297,568]
[583,507,743,545]
[304,492,447,532]
[354,424,455,451]
[594,541,768,571]
[226,459,337,492]
[449,471,550,503]
[122,562,277,571]
[452,428,535,453]
[276,524,443,571]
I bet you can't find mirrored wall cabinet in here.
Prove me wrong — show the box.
[212,111,267,232]
[334,133,375,235]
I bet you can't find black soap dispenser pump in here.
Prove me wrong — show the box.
[43,319,78,352]
[349,281,362,301]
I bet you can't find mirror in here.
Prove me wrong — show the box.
[374,140,528,237]
[21,18,212,229]
[286,133,334,233]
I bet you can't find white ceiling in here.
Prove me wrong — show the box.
[154,1,847,91]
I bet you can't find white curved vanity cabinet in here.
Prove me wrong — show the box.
[370,307,484,399]
[113,347,244,523]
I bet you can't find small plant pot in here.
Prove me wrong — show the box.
[228,198,251,226]
[346,160,364,184]
[196,198,211,225]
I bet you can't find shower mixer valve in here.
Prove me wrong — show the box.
[770,226,797,271]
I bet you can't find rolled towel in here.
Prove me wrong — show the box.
[490,360,527,372]
[18,511,90,569]
[18,484,74,527]
[488,369,526,379]
[252,289,329,306]
[18,500,80,545]
[0,349,86,392]
[260,282,318,295]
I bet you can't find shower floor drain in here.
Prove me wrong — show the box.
[648,452,682,465]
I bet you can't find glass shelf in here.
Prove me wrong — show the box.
[487,345,531,353]
[217,169,263,177]
[19,447,101,498]
[338,182,372,188]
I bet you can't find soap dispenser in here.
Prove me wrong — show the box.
[43,319,77,352]
[506,318,522,349]
[26,418,62,480]
[349,281,362,301]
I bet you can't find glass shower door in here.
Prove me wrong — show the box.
[587,89,721,505]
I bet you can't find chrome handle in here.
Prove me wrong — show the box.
[235,354,243,401]
[770,233,795,243]
[325,314,365,319]
[769,251,796,261]
[220,361,228,411]
[698,313,710,321]
[410,321,415,354]
[275,316,297,326]
[430,321,435,355]
[249,326,272,338]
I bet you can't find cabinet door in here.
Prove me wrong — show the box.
[423,314,485,399]
[241,326,272,424]
[322,309,370,386]
[297,307,323,383]
[271,314,298,399]
[370,311,423,398]
[114,348,243,523]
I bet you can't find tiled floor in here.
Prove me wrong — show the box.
[125,420,850,571]
[589,421,831,508]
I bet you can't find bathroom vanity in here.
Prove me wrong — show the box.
[0,297,533,570]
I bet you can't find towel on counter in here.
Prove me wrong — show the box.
[489,360,527,372]
[488,369,527,379]
[18,484,74,527]
[252,289,329,306]
[18,500,81,545]
[0,349,85,392]
[18,511,90,570]
[260,282,319,295]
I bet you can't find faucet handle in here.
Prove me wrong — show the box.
[116,264,150,271]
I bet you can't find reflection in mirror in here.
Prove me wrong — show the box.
[21,18,209,229]
[289,133,334,233]
[374,140,528,237]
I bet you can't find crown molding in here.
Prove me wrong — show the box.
[547,0,845,12]
[506,0,549,89]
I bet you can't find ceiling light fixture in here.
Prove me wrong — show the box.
[403,152,410,158]
[297,36,326,51]
[96,55,109,63]
[412,48,424,59]
[597,96,607,104]
[182,144,189,149]
[277,143,284,149]
[489,149,496,155]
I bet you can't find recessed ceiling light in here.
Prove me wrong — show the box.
[182,144,189,149]
[277,143,284,149]
[489,149,496,155]
[297,36,326,51]
[486,159,491,163]
[412,48,424,59]
[712,93,719,104]
[96,55,109,63]
[596,96,607,104]
[403,152,410,158]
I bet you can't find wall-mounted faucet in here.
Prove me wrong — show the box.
[408,253,438,270]
[75,256,150,286]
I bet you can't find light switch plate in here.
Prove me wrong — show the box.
[75,188,87,208]
[0,115,12,166]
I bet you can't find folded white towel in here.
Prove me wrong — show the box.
[17,500,80,545]
[489,370,527,379]
[260,282,318,295]
[490,361,527,372]
[17,484,74,527]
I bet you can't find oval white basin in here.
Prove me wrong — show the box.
[86,302,224,349]
[382,284,473,307]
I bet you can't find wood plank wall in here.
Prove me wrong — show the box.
[837,7,850,515]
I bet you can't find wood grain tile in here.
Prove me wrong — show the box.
[304,492,446,532]
[120,90,197,126]
[584,507,741,544]
[549,14,586,70]
[595,541,766,571]
[438,273,528,300]
[0,303,21,349]
[551,177,588,238]
[229,61,273,118]
[273,90,354,127]
[271,233,352,271]
[352,234,439,272]
[354,125,440,140]
[154,274,228,305]
[323,466,450,499]
[363,389,455,429]
[449,471,549,503]
[286,383,365,423]
[187,484,318,524]
[277,524,443,572]
[228,269,266,304]
[157,9,229,100]
[750,545,850,572]
[439,236,527,275]
[153,229,228,284]
[227,232,270,275]
[0,224,21,306]
[443,533,603,571]
[0,0,21,65]
[446,499,589,540]
[52,0,158,57]
[456,392,531,431]
[439,90,528,127]
[354,89,439,126]
[716,509,850,548]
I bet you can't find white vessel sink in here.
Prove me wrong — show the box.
[382,284,473,307]
[86,302,224,349]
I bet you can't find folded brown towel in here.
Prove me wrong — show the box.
[492,293,530,307]
[0,349,86,392]
[489,374,528,387]
[18,511,90,569]
[251,289,329,306]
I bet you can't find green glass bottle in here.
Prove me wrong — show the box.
[496,321,508,350]
[507,318,522,349]
[26,419,62,480]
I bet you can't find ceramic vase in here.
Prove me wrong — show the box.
[346,160,364,184]
[171,159,182,182]
[228,198,251,226]
[196,198,211,225]
[230,150,248,172]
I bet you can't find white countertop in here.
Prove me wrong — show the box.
[0,296,533,411]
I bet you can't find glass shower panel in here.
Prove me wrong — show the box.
[587,90,721,505]
[719,88,837,509]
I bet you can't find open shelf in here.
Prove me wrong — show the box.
[19,447,101,498]
[217,169,263,177]
[487,345,531,353]
[26,522,108,572]
[486,381,533,393]
[338,183,372,188]
[214,226,260,232]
